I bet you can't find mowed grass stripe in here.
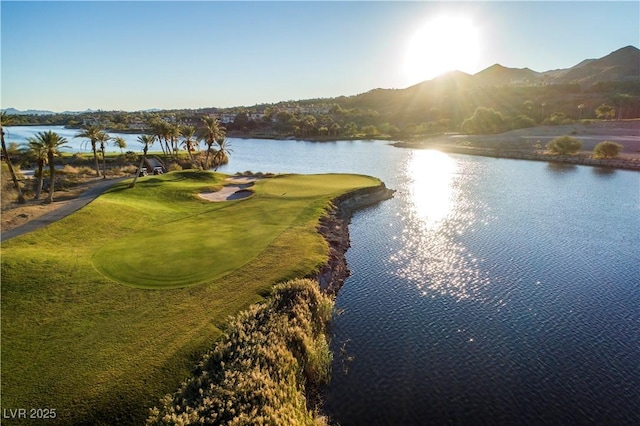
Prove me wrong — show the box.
[1,171,382,424]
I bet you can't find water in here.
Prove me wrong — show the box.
[7,129,640,424]
[4,125,144,153]
[221,139,640,425]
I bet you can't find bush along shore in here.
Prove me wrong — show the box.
[147,184,394,425]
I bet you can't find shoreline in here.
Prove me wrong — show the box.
[314,183,395,295]
[393,142,640,171]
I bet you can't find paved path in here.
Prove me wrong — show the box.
[1,178,126,243]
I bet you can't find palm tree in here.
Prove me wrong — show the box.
[150,119,170,158]
[180,125,198,166]
[212,137,232,171]
[129,134,155,188]
[32,131,68,204]
[96,131,110,179]
[75,125,104,177]
[0,111,26,204]
[167,123,180,159]
[112,136,127,153]
[197,115,225,169]
[26,137,48,199]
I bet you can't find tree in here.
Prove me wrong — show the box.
[112,136,127,153]
[595,104,616,120]
[0,111,26,204]
[461,107,507,134]
[593,141,623,159]
[211,137,232,171]
[546,135,582,155]
[149,119,171,157]
[32,131,68,203]
[75,125,104,177]
[129,134,156,188]
[344,122,358,136]
[180,125,198,166]
[167,123,180,158]
[611,94,633,120]
[96,131,110,178]
[26,137,48,199]
[361,125,379,137]
[198,115,225,169]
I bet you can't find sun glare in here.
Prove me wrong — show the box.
[404,15,481,84]
[408,149,457,228]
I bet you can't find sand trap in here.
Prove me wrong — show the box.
[198,176,261,202]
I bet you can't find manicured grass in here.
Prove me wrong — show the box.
[0,170,381,424]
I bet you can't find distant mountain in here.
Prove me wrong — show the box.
[551,45,640,86]
[473,64,541,86]
[334,45,640,124]
[2,107,56,116]
[471,45,639,88]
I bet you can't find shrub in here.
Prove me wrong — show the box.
[461,107,507,134]
[147,279,333,426]
[511,114,536,130]
[593,141,623,159]
[59,165,80,175]
[168,163,183,172]
[546,135,582,155]
[544,112,573,126]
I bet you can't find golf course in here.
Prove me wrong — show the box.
[1,170,385,424]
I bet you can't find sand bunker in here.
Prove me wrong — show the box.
[198,176,261,202]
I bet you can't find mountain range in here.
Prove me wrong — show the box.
[474,45,639,87]
[3,46,638,116]
[332,45,639,123]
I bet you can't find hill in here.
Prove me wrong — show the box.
[331,45,640,126]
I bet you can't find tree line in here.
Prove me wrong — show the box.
[1,112,230,203]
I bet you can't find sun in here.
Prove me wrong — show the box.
[404,15,481,84]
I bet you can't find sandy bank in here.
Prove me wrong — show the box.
[395,120,640,171]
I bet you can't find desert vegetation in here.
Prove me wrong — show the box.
[593,140,624,158]
[546,135,583,155]
[148,278,333,425]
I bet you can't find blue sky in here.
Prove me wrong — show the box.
[1,1,638,112]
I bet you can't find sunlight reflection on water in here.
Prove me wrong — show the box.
[393,150,492,302]
[408,150,456,228]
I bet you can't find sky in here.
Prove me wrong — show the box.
[1,1,638,112]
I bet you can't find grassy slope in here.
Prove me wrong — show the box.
[0,171,381,424]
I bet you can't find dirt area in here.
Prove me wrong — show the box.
[1,177,105,232]
[438,120,640,159]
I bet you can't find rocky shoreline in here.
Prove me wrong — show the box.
[315,183,395,295]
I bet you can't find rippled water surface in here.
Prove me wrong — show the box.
[220,139,639,425]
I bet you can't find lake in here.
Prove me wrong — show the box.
[7,128,640,424]
[221,138,640,425]
[4,125,143,153]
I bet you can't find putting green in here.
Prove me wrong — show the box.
[92,173,380,289]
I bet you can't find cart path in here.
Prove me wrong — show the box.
[1,178,127,243]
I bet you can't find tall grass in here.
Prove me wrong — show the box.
[147,279,333,425]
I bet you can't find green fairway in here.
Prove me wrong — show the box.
[0,171,382,424]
